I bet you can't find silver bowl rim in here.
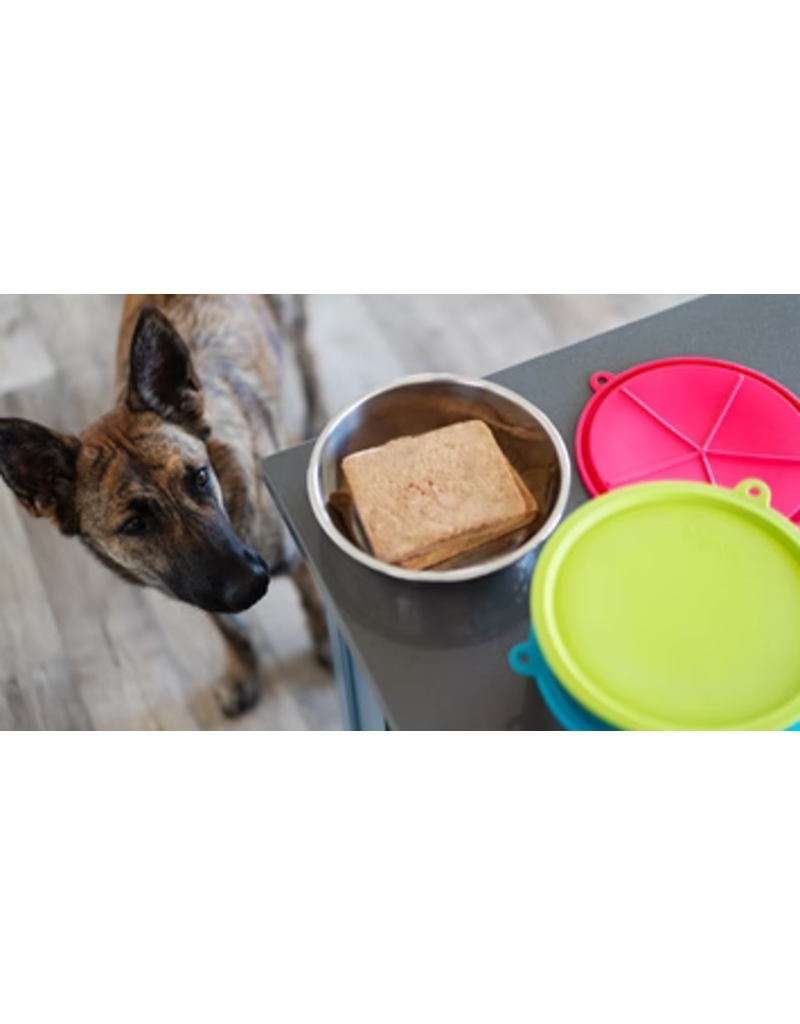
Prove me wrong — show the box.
[306,373,572,583]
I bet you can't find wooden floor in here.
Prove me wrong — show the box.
[0,295,696,729]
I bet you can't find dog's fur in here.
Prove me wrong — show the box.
[0,294,328,717]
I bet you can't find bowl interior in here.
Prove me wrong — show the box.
[312,379,565,577]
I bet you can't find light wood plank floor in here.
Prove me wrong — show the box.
[0,295,697,730]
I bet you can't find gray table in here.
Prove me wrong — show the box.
[263,296,800,730]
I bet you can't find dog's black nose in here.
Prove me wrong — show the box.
[221,550,270,612]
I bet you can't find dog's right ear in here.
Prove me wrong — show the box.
[127,307,206,434]
[0,418,81,533]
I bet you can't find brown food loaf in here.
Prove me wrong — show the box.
[341,420,537,569]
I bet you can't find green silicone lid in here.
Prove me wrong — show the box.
[532,479,800,730]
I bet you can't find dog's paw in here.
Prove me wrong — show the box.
[215,673,262,718]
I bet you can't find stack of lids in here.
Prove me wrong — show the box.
[511,357,800,730]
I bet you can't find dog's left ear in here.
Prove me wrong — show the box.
[0,418,81,533]
[127,307,206,433]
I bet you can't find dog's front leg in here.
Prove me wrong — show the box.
[211,613,261,717]
[291,559,331,668]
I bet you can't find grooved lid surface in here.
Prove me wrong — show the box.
[576,358,800,525]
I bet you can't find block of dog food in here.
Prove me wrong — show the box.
[341,420,537,570]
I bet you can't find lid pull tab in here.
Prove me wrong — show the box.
[735,479,772,509]
[590,371,614,393]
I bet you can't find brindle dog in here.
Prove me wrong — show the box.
[0,295,329,717]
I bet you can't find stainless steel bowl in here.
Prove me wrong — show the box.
[307,374,572,583]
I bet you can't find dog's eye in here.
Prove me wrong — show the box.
[195,467,210,491]
[119,516,147,537]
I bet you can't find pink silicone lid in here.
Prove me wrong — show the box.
[576,357,800,526]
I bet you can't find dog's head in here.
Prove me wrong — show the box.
[0,307,269,613]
